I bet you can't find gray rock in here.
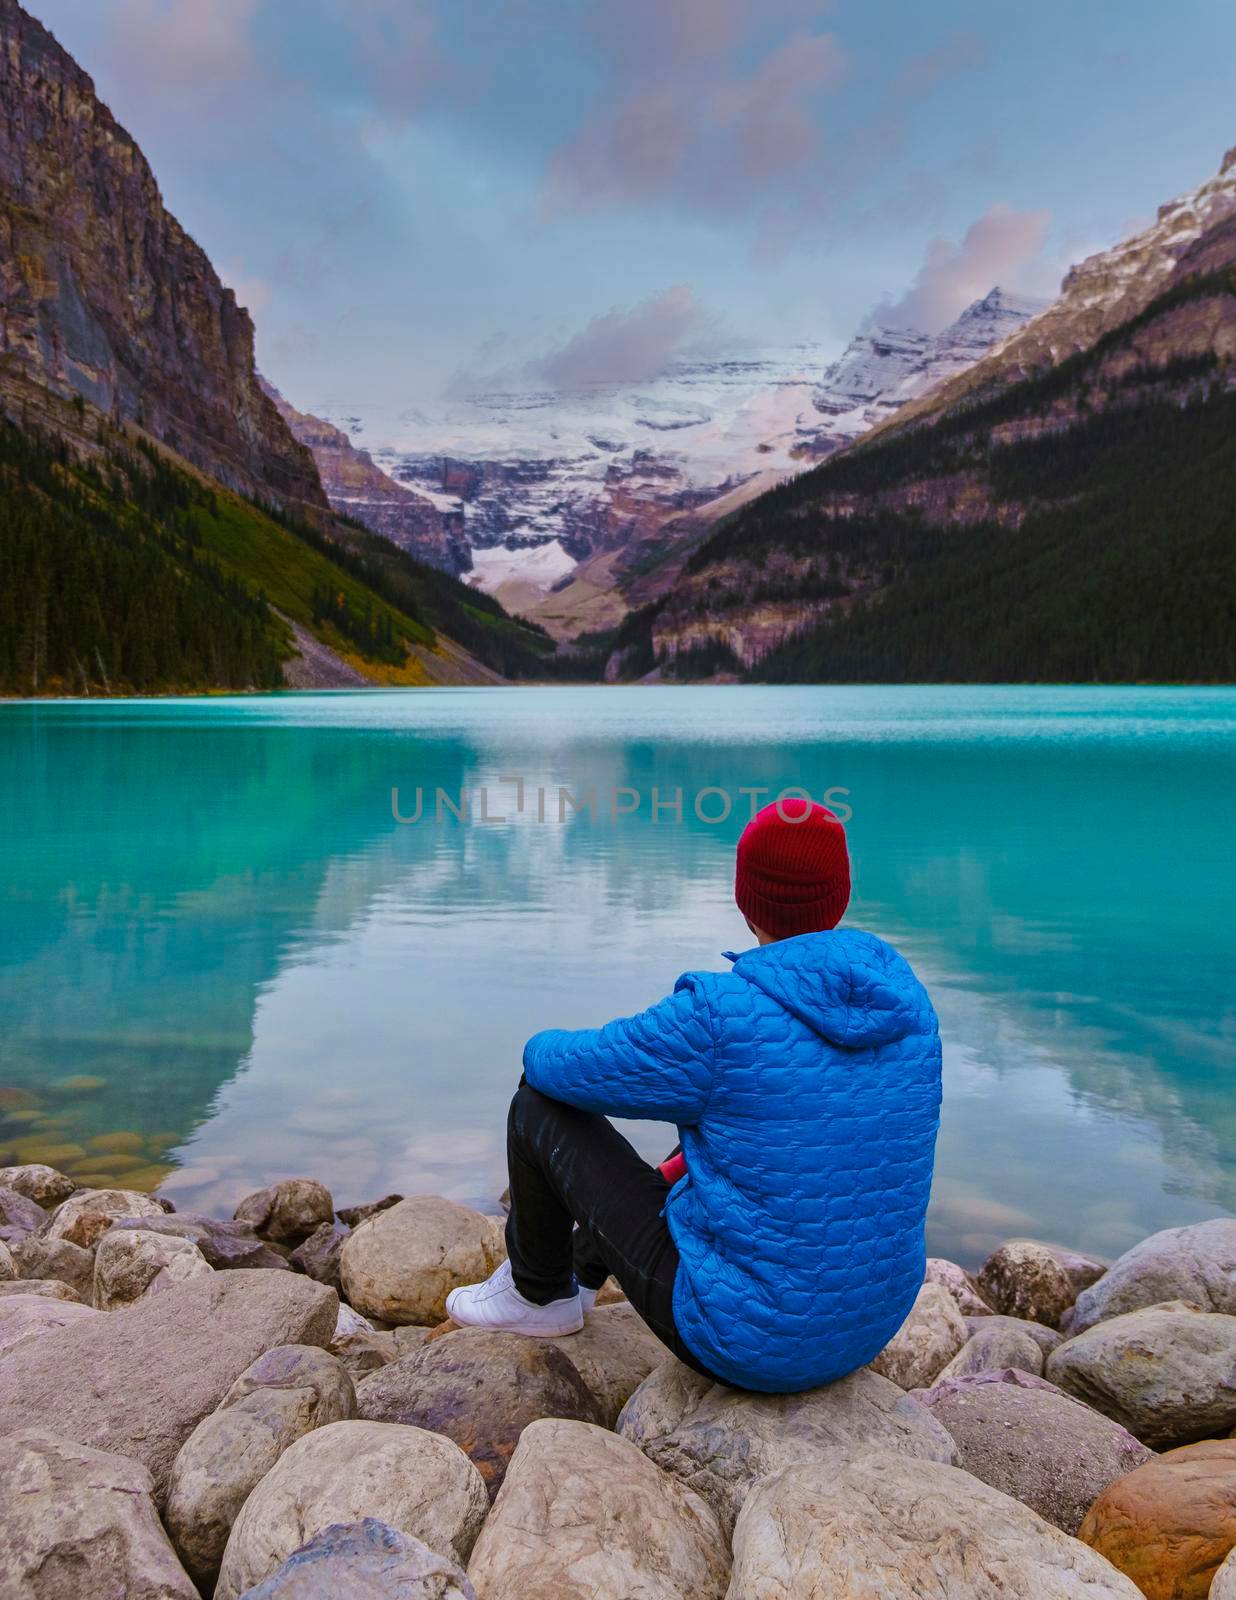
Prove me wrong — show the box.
[924,1256,993,1316]
[1211,1543,1236,1600]
[976,1239,1079,1328]
[0,1292,98,1357]
[356,1325,603,1499]
[543,1302,671,1427]
[936,1319,1049,1380]
[0,1184,48,1244]
[0,1276,84,1302]
[915,1367,1154,1533]
[237,1519,476,1599]
[870,1282,968,1390]
[0,1163,77,1208]
[963,1312,1064,1353]
[109,1211,290,1270]
[93,1228,213,1309]
[289,1221,347,1289]
[328,1303,399,1380]
[44,1187,166,1249]
[1068,1218,1236,1334]
[339,1196,506,1326]
[235,1179,335,1246]
[467,1418,729,1600]
[214,1420,488,1600]
[0,1430,197,1599]
[1046,1302,1236,1447]
[616,1357,955,1535]
[727,1448,1144,1598]
[0,1239,10,1280]
[336,1194,403,1229]
[0,1268,338,1504]
[10,1234,96,1300]
[165,1344,355,1587]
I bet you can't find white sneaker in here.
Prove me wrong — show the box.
[446,1259,584,1336]
[579,1285,599,1314]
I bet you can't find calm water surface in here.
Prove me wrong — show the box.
[1,685,1233,1267]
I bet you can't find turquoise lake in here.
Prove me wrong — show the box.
[1,685,1233,1268]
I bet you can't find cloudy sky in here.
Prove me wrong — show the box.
[32,0,1236,412]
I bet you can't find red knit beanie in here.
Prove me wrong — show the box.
[735,798,850,938]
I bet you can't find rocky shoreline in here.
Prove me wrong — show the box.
[2,1165,1235,1598]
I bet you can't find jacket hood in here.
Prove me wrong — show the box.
[729,927,934,1049]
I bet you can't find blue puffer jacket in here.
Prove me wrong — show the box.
[523,927,941,1393]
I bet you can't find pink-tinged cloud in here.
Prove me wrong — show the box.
[541,20,850,217]
[341,0,464,121]
[879,204,1052,332]
[538,285,702,386]
[101,0,261,98]
[587,0,834,73]
[893,28,986,97]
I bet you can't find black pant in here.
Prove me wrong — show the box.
[504,1081,715,1380]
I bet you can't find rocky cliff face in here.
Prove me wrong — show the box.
[260,382,468,572]
[0,0,326,511]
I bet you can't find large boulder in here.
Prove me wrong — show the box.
[339,1196,505,1326]
[0,1430,197,1599]
[976,1240,1085,1328]
[1046,1303,1236,1447]
[0,1163,77,1208]
[0,1292,97,1357]
[1214,1545,1236,1600]
[870,1282,968,1390]
[0,1184,47,1244]
[1068,1219,1236,1334]
[616,1357,955,1535]
[924,1257,993,1316]
[238,1519,476,1599]
[10,1234,95,1300]
[356,1325,603,1498]
[936,1317,1054,1380]
[727,1448,1143,1598]
[164,1344,355,1587]
[542,1302,671,1427]
[1078,1439,1236,1600]
[44,1187,166,1249]
[214,1420,488,1600]
[93,1228,213,1309]
[289,1221,347,1289]
[235,1179,334,1245]
[0,1268,337,1503]
[915,1365,1153,1533]
[108,1212,290,1270]
[467,1418,729,1600]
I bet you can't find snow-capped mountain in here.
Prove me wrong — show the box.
[809,288,1050,449]
[303,286,1047,616]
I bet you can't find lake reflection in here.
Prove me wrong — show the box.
[1,685,1233,1267]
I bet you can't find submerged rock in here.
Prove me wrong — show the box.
[870,1281,968,1390]
[165,1343,355,1586]
[1067,1219,1236,1334]
[235,1179,335,1246]
[93,1228,213,1309]
[1046,1303,1236,1447]
[214,1420,488,1600]
[0,1162,77,1208]
[916,1366,1153,1533]
[339,1196,505,1326]
[616,1357,955,1535]
[467,1418,729,1600]
[0,1430,197,1599]
[0,1268,337,1504]
[239,1519,476,1599]
[1078,1439,1236,1600]
[44,1187,165,1249]
[355,1325,602,1498]
[727,1448,1143,1598]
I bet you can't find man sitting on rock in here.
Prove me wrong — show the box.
[447,799,942,1393]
